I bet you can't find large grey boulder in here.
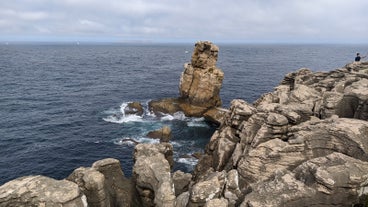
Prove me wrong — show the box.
[0,175,86,207]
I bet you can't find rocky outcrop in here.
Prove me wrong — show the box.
[149,41,224,120]
[124,102,144,116]
[192,61,368,206]
[133,143,175,207]
[0,175,87,207]
[67,158,138,207]
[146,125,172,143]
[179,41,223,108]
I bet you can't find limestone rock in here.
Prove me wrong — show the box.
[133,143,176,207]
[149,41,224,119]
[179,41,224,109]
[189,171,226,207]
[67,158,136,207]
[203,107,229,125]
[0,175,86,207]
[172,171,192,196]
[241,153,368,207]
[204,198,228,207]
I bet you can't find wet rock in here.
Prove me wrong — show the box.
[124,102,144,116]
[146,125,172,143]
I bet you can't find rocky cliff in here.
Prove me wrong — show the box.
[1,45,368,207]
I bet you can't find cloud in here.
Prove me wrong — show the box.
[0,0,367,43]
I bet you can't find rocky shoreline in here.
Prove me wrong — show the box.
[1,42,368,207]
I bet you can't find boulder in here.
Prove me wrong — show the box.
[124,102,144,116]
[146,125,172,143]
[0,175,86,207]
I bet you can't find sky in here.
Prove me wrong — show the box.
[1,0,368,43]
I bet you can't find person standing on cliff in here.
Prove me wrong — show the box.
[355,53,366,62]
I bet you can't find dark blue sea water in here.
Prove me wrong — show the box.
[1,43,368,185]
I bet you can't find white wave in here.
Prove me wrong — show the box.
[187,121,209,127]
[187,117,209,127]
[114,138,137,146]
[176,157,198,166]
[103,114,143,123]
[160,111,187,121]
[119,102,128,115]
[161,114,174,121]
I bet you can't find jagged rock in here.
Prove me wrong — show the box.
[241,153,368,207]
[179,41,224,108]
[204,198,229,207]
[237,117,368,187]
[0,175,87,207]
[203,107,229,125]
[224,169,241,206]
[124,102,144,116]
[67,158,136,207]
[149,98,182,115]
[172,171,192,196]
[133,143,175,207]
[176,192,190,207]
[148,41,224,119]
[188,171,226,207]
[146,125,172,143]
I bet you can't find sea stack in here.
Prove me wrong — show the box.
[179,41,224,108]
[149,41,226,119]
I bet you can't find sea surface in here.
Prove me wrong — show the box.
[1,43,368,185]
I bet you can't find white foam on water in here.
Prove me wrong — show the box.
[103,114,143,123]
[160,111,187,121]
[176,157,198,166]
[136,137,160,144]
[187,117,209,128]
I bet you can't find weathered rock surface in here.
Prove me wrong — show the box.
[149,41,225,120]
[193,61,368,206]
[0,175,87,207]
[67,158,138,207]
[133,143,175,207]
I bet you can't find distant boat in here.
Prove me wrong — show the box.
[185,50,189,54]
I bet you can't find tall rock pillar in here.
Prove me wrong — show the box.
[179,41,224,108]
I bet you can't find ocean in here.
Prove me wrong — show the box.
[1,43,367,185]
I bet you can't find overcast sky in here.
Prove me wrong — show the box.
[1,0,368,43]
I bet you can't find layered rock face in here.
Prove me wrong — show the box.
[179,41,224,108]
[0,175,87,207]
[192,61,368,206]
[149,41,224,118]
[66,158,138,207]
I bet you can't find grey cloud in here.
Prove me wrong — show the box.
[0,0,367,43]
